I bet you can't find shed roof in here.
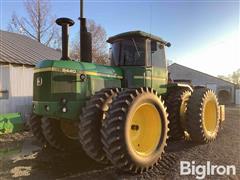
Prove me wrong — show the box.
[107,31,171,46]
[168,63,236,86]
[0,30,61,66]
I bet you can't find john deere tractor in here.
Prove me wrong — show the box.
[30,0,224,174]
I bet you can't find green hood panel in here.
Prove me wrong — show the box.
[36,60,123,78]
[33,60,123,120]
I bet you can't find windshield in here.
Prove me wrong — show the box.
[111,38,145,66]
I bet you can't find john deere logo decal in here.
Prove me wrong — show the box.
[36,77,43,86]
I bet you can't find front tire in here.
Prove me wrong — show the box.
[41,117,80,151]
[101,88,169,173]
[79,88,121,164]
[29,115,47,145]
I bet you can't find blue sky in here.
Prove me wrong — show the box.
[0,0,239,76]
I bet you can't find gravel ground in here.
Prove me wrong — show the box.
[0,106,239,180]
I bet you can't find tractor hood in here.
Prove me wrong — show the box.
[33,60,123,120]
[35,60,123,79]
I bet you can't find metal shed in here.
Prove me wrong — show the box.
[0,30,61,120]
[168,63,237,105]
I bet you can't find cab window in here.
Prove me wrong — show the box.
[151,41,166,68]
[120,38,145,66]
[111,42,121,66]
[110,38,146,66]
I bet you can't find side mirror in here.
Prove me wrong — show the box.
[166,42,171,47]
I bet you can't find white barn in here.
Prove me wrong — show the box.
[0,30,61,120]
[168,63,237,105]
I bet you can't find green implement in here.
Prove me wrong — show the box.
[0,113,23,134]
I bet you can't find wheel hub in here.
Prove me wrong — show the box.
[60,120,79,140]
[129,103,162,157]
[203,99,217,134]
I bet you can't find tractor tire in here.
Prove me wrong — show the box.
[166,88,192,140]
[41,117,80,151]
[101,87,169,173]
[29,115,47,145]
[79,88,121,164]
[186,88,220,143]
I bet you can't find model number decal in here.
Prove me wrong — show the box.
[62,68,77,73]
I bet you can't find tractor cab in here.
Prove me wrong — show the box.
[107,31,171,93]
[108,31,171,67]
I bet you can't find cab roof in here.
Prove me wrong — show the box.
[107,30,171,47]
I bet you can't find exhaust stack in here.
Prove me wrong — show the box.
[79,0,92,62]
[56,18,75,60]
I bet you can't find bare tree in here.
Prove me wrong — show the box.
[232,69,240,85]
[8,0,59,47]
[70,20,108,64]
[218,68,240,85]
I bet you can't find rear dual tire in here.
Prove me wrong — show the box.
[165,88,192,140]
[186,88,220,143]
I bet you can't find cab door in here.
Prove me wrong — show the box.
[149,41,168,94]
[119,38,151,88]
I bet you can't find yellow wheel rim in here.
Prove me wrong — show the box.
[180,101,187,122]
[203,99,217,134]
[129,103,161,157]
[180,98,188,127]
[61,120,79,140]
[179,91,191,129]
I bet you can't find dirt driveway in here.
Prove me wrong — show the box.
[0,106,239,179]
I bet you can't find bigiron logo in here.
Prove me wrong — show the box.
[180,161,236,179]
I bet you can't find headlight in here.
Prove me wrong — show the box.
[80,74,86,81]
[62,107,67,113]
[45,105,50,111]
[33,104,36,111]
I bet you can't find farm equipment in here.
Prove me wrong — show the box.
[0,113,23,134]
[30,0,224,174]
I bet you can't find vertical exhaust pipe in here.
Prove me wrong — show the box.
[56,18,75,60]
[79,0,92,62]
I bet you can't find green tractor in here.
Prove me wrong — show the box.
[30,1,224,174]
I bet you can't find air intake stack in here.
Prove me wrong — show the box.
[79,0,92,62]
[56,18,75,60]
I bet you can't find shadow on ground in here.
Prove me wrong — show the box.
[0,133,200,180]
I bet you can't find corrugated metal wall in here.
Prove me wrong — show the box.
[0,63,34,120]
